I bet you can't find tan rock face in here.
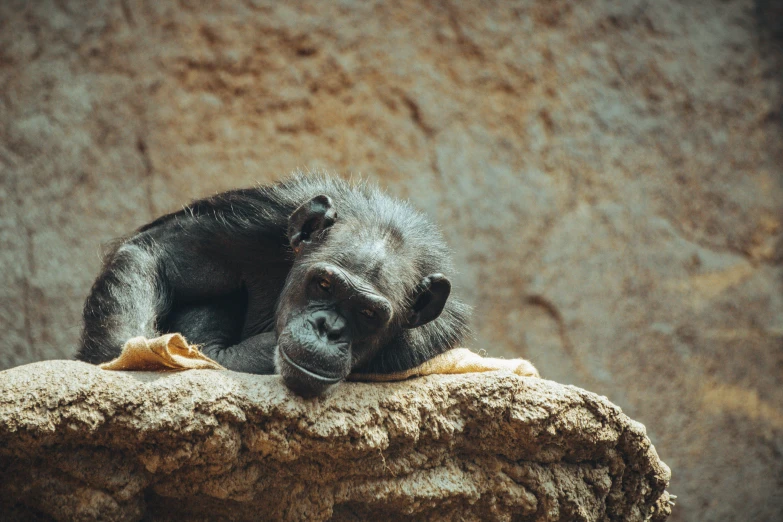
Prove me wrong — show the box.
[0,1,781,520]
[0,361,671,521]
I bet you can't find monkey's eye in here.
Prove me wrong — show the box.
[360,308,375,318]
[318,278,331,291]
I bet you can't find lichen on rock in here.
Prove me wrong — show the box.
[0,361,671,521]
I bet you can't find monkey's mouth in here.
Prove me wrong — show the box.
[278,346,344,384]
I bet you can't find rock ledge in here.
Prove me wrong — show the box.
[0,361,671,521]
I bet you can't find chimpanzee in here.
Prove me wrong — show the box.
[77,174,470,396]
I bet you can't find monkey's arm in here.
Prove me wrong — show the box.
[200,332,278,375]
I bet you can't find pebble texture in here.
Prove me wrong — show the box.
[0,361,670,521]
[0,1,781,520]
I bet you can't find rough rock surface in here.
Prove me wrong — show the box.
[1,1,781,520]
[0,361,671,521]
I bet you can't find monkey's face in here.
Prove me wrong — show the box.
[277,194,453,397]
[275,261,394,397]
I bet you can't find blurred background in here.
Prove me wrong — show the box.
[1,0,782,520]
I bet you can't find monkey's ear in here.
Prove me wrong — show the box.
[288,195,337,252]
[405,274,451,329]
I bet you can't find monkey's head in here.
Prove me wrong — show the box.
[274,193,457,397]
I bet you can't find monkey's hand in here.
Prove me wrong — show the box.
[350,348,540,382]
[99,334,225,372]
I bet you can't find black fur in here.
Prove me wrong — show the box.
[77,173,471,395]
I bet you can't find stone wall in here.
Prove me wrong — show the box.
[0,1,781,520]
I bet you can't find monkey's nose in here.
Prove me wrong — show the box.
[313,312,347,342]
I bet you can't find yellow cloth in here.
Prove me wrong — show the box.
[98,334,225,371]
[99,334,539,380]
[348,348,539,381]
